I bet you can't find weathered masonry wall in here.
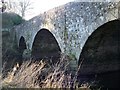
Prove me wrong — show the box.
[15,2,120,63]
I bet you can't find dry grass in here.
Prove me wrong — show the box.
[1,55,91,89]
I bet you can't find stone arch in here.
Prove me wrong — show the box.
[78,19,120,88]
[31,28,61,64]
[19,36,27,56]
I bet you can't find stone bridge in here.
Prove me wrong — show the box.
[14,2,120,71]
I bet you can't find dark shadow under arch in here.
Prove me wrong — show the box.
[31,29,61,64]
[78,20,120,88]
[19,36,27,56]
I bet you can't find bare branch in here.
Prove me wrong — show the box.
[4,0,33,18]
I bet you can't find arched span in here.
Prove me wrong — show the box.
[78,20,120,88]
[31,28,61,64]
[19,36,27,55]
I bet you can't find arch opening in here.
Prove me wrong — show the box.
[19,36,27,56]
[31,29,61,64]
[78,20,120,88]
